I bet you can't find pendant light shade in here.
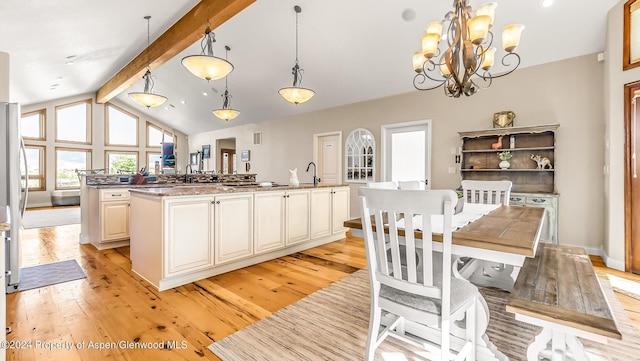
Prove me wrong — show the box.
[182,2,233,81]
[128,16,167,108]
[279,5,315,104]
[213,46,240,121]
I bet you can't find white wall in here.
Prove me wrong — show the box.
[190,54,607,255]
[604,1,640,270]
[21,94,188,207]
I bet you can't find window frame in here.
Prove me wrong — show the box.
[21,109,46,141]
[625,0,640,70]
[23,145,46,191]
[54,99,92,145]
[55,147,92,190]
[105,103,139,147]
[105,150,139,175]
[146,121,175,148]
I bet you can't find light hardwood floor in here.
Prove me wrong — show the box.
[6,222,640,360]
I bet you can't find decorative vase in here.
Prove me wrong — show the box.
[499,160,511,169]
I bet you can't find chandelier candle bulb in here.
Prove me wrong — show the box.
[440,62,452,76]
[502,24,525,52]
[425,21,444,37]
[468,15,491,44]
[481,47,496,70]
[413,51,426,72]
[475,2,498,26]
[421,33,441,58]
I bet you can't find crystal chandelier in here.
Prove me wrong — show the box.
[213,46,240,121]
[279,5,315,105]
[128,16,168,108]
[182,1,233,81]
[412,1,524,97]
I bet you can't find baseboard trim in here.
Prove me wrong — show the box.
[566,245,625,271]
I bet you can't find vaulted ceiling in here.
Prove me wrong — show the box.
[1,0,619,135]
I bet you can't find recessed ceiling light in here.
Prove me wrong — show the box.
[541,0,555,8]
[65,60,75,65]
[203,92,208,96]
[164,106,169,110]
[180,100,186,104]
[402,9,416,22]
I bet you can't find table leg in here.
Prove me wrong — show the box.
[524,325,594,361]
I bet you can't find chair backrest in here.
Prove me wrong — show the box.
[358,188,458,316]
[397,180,425,190]
[366,181,398,189]
[460,180,512,205]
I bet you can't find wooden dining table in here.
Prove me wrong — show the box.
[344,204,546,361]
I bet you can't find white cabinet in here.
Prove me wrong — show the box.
[254,191,287,253]
[311,187,351,239]
[310,188,332,239]
[214,193,254,264]
[89,188,131,249]
[285,190,311,245]
[331,187,350,234]
[509,192,558,244]
[101,201,129,241]
[164,197,215,276]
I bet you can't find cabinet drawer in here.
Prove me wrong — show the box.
[524,196,554,206]
[100,189,130,201]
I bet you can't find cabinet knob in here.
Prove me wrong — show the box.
[211,201,215,204]
[216,201,221,204]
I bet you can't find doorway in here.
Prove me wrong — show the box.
[220,149,236,174]
[625,81,640,274]
[381,120,432,188]
[313,132,342,184]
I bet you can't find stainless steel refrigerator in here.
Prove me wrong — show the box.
[0,102,28,293]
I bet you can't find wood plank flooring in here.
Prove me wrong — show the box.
[6,222,640,360]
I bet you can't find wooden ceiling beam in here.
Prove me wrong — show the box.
[96,0,255,104]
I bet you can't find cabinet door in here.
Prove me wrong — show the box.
[525,196,558,244]
[254,191,286,254]
[331,187,350,234]
[215,193,254,264]
[310,188,332,239]
[164,197,214,276]
[286,190,311,245]
[101,201,129,242]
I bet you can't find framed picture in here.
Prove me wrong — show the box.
[492,111,515,128]
[241,150,250,162]
[202,145,210,159]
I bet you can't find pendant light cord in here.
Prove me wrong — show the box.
[145,15,151,72]
[295,9,299,66]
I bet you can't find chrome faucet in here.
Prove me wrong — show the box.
[306,162,320,186]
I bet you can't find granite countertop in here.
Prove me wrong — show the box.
[0,206,10,232]
[129,183,347,197]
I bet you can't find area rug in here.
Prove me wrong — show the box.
[209,269,640,361]
[607,273,640,301]
[18,259,87,291]
[22,207,80,229]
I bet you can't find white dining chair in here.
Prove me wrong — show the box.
[461,180,512,205]
[366,181,398,189]
[359,188,478,361]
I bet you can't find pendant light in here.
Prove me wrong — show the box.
[182,0,233,81]
[279,5,315,105]
[128,16,168,108]
[213,46,240,121]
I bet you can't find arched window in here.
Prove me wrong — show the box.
[345,128,375,183]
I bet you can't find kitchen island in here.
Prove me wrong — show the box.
[128,183,350,291]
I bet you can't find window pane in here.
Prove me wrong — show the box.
[147,124,163,147]
[147,153,161,174]
[57,149,89,188]
[391,131,425,182]
[57,101,89,143]
[21,112,43,139]
[107,105,138,145]
[22,146,45,190]
[632,2,640,63]
[107,153,138,174]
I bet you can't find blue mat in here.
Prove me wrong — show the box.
[18,259,87,291]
